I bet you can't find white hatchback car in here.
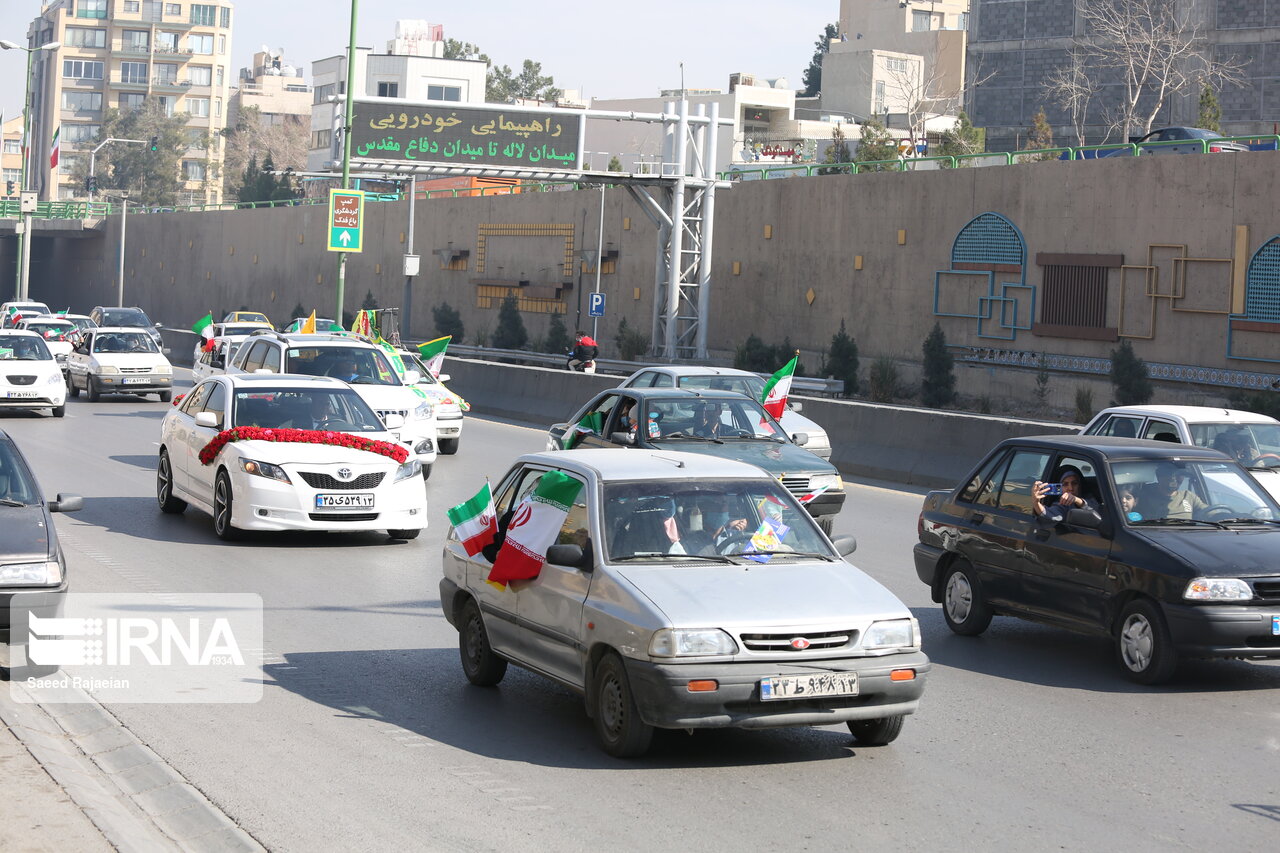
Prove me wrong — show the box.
[395,349,465,455]
[66,327,174,402]
[0,330,67,417]
[619,366,833,460]
[158,374,428,540]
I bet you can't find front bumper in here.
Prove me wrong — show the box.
[1161,601,1280,659]
[94,373,172,394]
[228,470,428,533]
[623,651,930,730]
[0,586,67,641]
[0,389,65,408]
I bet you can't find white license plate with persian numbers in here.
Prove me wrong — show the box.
[760,672,858,701]
[4,390,38,398]
[315,493,375,509]
[122,377,150,384]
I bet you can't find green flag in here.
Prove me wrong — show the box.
[416,335,451,378]
[191,312,214,339]
[561,411,603,450]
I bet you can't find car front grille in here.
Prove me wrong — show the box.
[1250,578,1280,599]
[375,409,408,422]
[298,471,385,490]
[308,512,379,522]
[780,476,810,496]
[120,367,150,374]
[739,629,856,652]
[5,375,36,386]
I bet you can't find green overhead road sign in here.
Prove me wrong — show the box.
[327,189,366,253]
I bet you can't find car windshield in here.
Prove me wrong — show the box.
[66,317,96,331]
[603,479,833,562]
[1186,422,1280,469]
[1111,459,1279,525]
[231,313,268,324]
[0,334,52,361]
[401,354,439,384]
[221,323,267,336]
[93,332,159,354]
[232,388,385,431]
[11,303,50,316]
[677,374,762,397]
[0,440,39,505]
[101,309,150,327]
[25,322,74,340]
[284,345,401,386]
[1182,128,1223,140]
[642,396,785,441]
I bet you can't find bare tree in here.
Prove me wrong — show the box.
[1044,50,1100,147]
[882,54,996,162]
[222,106,308,199]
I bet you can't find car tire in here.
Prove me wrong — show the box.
[847,714,905,746]
[459,599,506,686]
[68,376,79,398]
[942,560,993,636]
[438,438,459,455]
[52,403,65,418]
[818,515,834,536]
[86,377,100,402]
[386,528,420,540]
[213,470,241,541]
[1116,598,1177,685]
[422,464,433,481]
[592,653,654,759]
[156,450,187,514]
[158,390,172,403]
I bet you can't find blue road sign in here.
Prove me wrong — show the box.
[588,292,606,317]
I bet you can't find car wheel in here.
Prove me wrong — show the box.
[942,560,993,636]
[1116,599,1177,684]
[386,528,420,540]
[459,599,506,686]
[51,403,65,418]
[818,515,834,536]
[68,376,79,398]
[438,438,459,455]
[213,470,241,541]
[158,390,172,403]
[421,464,433,481]
[847,714,905,746]
[156,450,187,514]
[592,653,653,758]
[86,377,100,402]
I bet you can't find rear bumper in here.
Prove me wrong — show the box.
[1162,602,1280,659]
[914,542,945,589]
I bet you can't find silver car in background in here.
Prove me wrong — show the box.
[440,449,928,758]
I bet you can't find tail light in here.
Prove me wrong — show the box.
[917,512,925,538]
[1209,146,1222,153]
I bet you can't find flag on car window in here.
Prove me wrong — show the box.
[446,482,497,557]
[191,312,214,338]
[417,335,451,378]
[560,411,603,450]
[761,354,798,420]
[488,471,584,588]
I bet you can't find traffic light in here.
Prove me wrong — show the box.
[4,180,14,197]
[85,176,98,193]
[149,136,159,152]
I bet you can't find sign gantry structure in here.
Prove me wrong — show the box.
[339,95,733,360]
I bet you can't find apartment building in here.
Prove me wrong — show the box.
[229,49,311,129]
[24,0,234,203]
[2,116,23,193]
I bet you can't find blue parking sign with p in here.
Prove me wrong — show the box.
[588,293,606,317]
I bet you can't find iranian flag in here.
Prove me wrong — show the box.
[760,354,798,419]
[417,335,451,378]
[7,306,23,325]
[560,411,602,450]
[49,126,60,169]
[487,471,584,588]
[191,312,216,352]
[446,482,497,556]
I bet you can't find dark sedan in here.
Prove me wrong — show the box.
[914,436,1280,683]
[548,388,845,533]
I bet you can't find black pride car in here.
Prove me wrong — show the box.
[914,435,1280,683]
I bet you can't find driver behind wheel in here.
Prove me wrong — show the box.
[288,395,334,430]
[1141,462,1209,520]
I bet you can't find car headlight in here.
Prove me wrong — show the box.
[413,401,435,420]
[0,561,62,586]
[1183,577,1253,601]
[97,364,120,374]
[155,364,172,375]
[46,373,62,385]
[393,460,422,481]
[809,473,842,491]
[239,458,291,483]
[863,618,918,649]
[649,628,738,657]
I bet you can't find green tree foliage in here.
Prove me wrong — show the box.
[236,154,298,204]
[543,312,571,354]
[432,302,465,343]
[491,296,529,349]
[1074,386,1095,424]
[921,322,956,408]
[489,59,561,103]
[868,357,900,403]
[937,111,986,162]
[1034,352,1052,412]
[289,303,306,324]
[607,156,622,172]
[71,101,190,205]
[818,124,852,175]
[801,23,839,97]
[360,289,379,311]
[1226,390,1280,420]
[824,320,859,396]
[1197,85,1222,133]
[853,117,899,170]
[734,336,805,375]
[1110,339,1153,405]
[614,318,651,361]
[222,105,306,201]
[1022,108,1058,161]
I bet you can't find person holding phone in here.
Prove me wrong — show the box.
[1031,466,1098,522]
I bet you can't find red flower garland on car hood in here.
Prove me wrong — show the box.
[198,426,410,466]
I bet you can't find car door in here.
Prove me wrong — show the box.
[185,381,228,498]
[167,381,210,493]
[1019,453,1116,631]
[468,466,539,657]
[66,332,92,388]
[1141,418,1180,443]
[514,468,593,686]
[576,393,625,448]
[1085,414,1142,440]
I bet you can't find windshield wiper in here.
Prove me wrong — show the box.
[739,550,837,561]
[657,434,723,444]
[613,552,736,564]
[1131,518,1228,529]
[0,498,26,507]
[1210,517,1280,525]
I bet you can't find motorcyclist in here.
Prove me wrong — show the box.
[567,331,598,371]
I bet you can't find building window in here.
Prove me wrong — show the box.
[60,154,83,174]
[123,0,140,11]
[64,27,106,48]
[62,124,101,143]
[220,7,231,28]
[959,12,969,31]
[165,3,181,15]
[122,29,149,51]
[3,168,22,184]
[190,4,216,25]
[886,57,909,73]
[214,97,222,117]
[155,31,178,52]
[3,141,21,155]
[314,83,336,104]
[215,66,223,86]
[377,81,399,98]
[154,63,178,83]
[874,80,886,114]
[186,129,208,149]
[186,97,210,117]
[118,92,145,111]
[189,33,213,54]
[157,96,176,116]
[427,84,461,101]
[62,90,103,112]
[311,129,332,149]
[184,160,206,181]
[77,0,107,19]
[189,65,212,86]
[63,60,104,80]
[120,61,148,84]
[218,35,226,54]
[912,10,932,31]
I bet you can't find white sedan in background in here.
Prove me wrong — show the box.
[396,350,465,455]
[16,316,77,374]
[0,330,66,417]
[158,374,427,541]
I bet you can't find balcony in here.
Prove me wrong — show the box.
[151,77,189,92]
[153,47,195,62]
[111,43,152,58]
[108,76,149,91]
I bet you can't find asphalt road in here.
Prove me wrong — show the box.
[3,377,1278,852]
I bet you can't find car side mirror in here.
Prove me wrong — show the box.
[1065,507,1103,530]
[791,432,810,446]
[438,373,451,383]
[831,534,857,556]
[402,370,421,385]
[610,431,635,446]
[546,543,585,567]
[788,400,803,413]
[194,411,221,429]
[49,493,83,513]
[382,412,406,429]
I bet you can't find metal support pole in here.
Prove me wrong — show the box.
[89,149,96,205]
[15,47,35,299]
[663,98,689,358]
[117,196,127,305]
[19,214,32,300]
[695,101,720,360]
[591,185,604,341]
[336,0,359,325]
[401,178,415,339]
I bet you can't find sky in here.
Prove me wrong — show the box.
[0,0,835,120]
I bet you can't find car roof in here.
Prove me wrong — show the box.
[1000,434,1232,461]
[216,373,347,388]
[0,329,41,338]
[1093,404,1278,424]
[616,387,757,401]
[277,334,376,348]
[519,448,775,481]
[632,365,757,379]
[92,326,152,334]
[21,315,73,323]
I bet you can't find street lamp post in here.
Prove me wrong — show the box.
[1,38,61,300]
[88,137,147,205]
[335,0,359,325]
[100,191,130,304]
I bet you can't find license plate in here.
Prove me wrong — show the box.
[4,390,38,398]
[315,493,375,509]
[760,672,859,701]
[122,377,150,384]
[1273,615,1279,636]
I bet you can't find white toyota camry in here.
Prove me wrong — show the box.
[157,374,427,541]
